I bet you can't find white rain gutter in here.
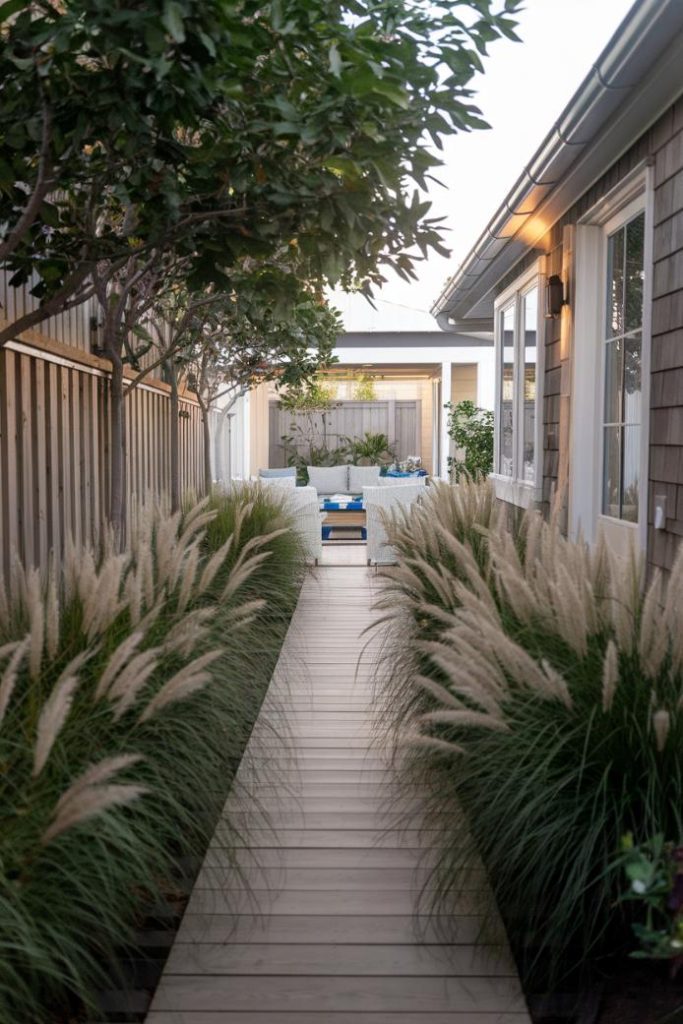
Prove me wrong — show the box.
[432,0,683,330]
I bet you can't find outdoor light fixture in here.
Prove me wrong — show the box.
[545,274,567,319]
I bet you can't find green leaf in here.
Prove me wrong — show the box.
[371,80,410,109]
[162,1,186,43]
[0,0,25,23]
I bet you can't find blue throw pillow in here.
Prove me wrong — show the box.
[259,467,296,478]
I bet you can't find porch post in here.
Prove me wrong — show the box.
[440,360,452,480]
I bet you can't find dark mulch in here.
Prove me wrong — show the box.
[528,962,683,1024]
[597,962,683,1024]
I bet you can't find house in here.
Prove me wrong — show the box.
[432,0,683,576]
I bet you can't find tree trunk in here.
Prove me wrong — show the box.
[108,348,127,542]
[201,403,212,497]
[169,363,181,513]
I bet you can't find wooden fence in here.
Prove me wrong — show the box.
[268,399,422,468]
[0,337,205,576]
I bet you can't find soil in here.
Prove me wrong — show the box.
[527,962,683,1024]
[597,962,683,1024]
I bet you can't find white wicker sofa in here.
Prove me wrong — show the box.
[362,483,425,565]
[306,464,381,498]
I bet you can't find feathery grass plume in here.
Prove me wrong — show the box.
[609,548,643,652]
[176,541,201,614]
[638,570,668,680]
[413,673,466,710]
[222,551,272,602]
[107,648,161,720]
[93,631,145,700]
[601,640,619,712]
[139,650,222,722]
[539,660,572,710]
[652,708,671,751]
[197,534,235,595]
[124,567,143,626]
[223,598,268,627]
[54,753,144,815]
[0,639,28,725]
[33,675,80,776]
[418,640,505,713]
[403,731,466,757]
[0,576,9,627]
[163,608,214,658]
[25,568,45,680]
[154,509,182,587]
[419,709,509,732]
[81,553,128,639]
[42,783,148,846]
[137,538,156,610]
[45,572,60,659]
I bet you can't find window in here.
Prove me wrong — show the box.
[493,266,542,502]
[569,164,651,552]
[601,211,644,523]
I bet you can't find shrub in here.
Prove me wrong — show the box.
[342,431,396,466]
[0,488,304,1022]
[445,399,494,481]
[374,480,683,986]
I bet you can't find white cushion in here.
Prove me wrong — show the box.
[349,465,380,492]
[307,465,349,494]
[259,475,296,489]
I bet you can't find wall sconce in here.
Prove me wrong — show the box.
[545,274,567,319]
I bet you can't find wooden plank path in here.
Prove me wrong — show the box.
[147,558,531,1024]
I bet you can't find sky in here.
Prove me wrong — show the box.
[333,0,636,332]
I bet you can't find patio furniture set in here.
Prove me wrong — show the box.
[254,465,427,564]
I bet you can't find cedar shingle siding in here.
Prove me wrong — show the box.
[496,96,683,574]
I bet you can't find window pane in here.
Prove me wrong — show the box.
[602,425,621,518]
[625,213,645,331]
[603,338,623,425]
[623,331,642,425]
[499,306,514,477]
[522,287,537,482]
[606,226,625,338]
[621,424,640,522]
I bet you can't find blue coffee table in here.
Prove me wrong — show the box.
[320,497,366,540]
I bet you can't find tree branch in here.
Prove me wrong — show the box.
[0,91,54,262]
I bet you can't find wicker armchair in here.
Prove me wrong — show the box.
[283,485,323,564]
[362,483,424,565]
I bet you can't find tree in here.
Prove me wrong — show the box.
[352,374,377,402]
[446,399,494,481]
[1,0,522,346]
[1,0,521,530]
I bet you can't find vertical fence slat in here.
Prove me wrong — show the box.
[34,358,49,569]
[19,355,34,566]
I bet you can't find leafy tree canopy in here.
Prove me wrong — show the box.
[0,0,521,333]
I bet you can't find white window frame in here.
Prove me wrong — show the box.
[569,163,653,555]
[491,258,544,509]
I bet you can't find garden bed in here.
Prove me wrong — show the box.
[0,487,306,1024]
[372,479,683,1024]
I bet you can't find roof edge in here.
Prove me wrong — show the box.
[432,0,683,327]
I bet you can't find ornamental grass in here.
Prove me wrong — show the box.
[0,486,304,1023]
[374,479,683,986]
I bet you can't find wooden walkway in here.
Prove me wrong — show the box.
[146,553,531,1023]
